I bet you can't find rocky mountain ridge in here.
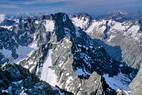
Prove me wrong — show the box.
[0,12,141,95]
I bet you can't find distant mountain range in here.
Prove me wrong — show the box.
[97,11,142,22]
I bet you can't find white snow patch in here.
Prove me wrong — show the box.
[65,38,70,43]
[86,20,96,33]
[109,21,141,41]
[100,26,106,32]
[65,76,73,91]
[66,76,73,84]
[72,16,89,30]
[35,20,39,24]
[117,89,131,95]
[75,68,90,76]
[14,46,33,63]
[0,25,13,30]
[86,20,107,34]
[110,21,129,31]
[13,18,19,24]
[128,25,140,33]
[14,42,38,63]
[40,49,58,86]
[0,49,12,58]
[123,90,131,95]
[29,41,38,49]
[119,64,123,67]
[108,35,116,42]
[44,20,55,32]
[103,72,131,94]
[127,25,140,41]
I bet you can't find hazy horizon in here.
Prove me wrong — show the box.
[0,0,142,16]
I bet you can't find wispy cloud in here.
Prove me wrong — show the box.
[23,1,38,5]
[0,4,19,8]
[23,0,67,5]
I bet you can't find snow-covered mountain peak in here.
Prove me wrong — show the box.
[71,13,93,30]
[108,11,128,16]
[86,19,142,41]
[98,11,142,22]
[72,13,91,19]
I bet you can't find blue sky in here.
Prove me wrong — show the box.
[0,0,142,16]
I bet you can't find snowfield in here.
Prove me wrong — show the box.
[103,72,131,95]
[40,49,58,86]
[44,20,55,32]
[0,41,37,63]
[14,42,38,63]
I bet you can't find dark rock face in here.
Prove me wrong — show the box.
[0,63,72,95]
[13,17,37,46]
[0,28,18,58]
[35,13,76,46]
[0,19,16,26]
[0,17,38,61]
